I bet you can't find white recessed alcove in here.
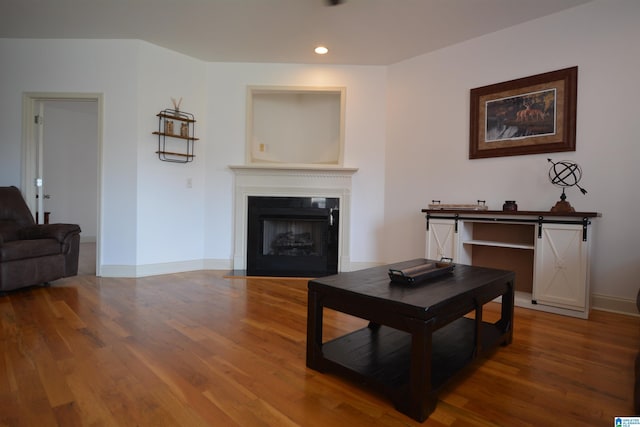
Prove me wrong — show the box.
[246,86,346,166]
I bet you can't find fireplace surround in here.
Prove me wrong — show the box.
[230,165,357,275]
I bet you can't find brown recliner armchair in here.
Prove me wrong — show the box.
[0,186,81,293]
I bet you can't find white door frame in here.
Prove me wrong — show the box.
[21,92,104,276]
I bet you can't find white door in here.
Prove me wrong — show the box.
[40,100,99,234]
[533,223,590,312]
[426,219,457,261]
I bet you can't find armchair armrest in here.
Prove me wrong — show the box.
[18,223,81,244]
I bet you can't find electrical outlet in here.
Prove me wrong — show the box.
[187,178,192,188]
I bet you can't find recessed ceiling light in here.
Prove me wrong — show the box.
[314,46,329,55]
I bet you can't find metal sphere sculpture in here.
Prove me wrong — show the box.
[547,158,587,213]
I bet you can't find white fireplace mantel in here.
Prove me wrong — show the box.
[230,165,358,272]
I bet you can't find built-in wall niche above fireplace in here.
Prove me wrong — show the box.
[246,86,346,166]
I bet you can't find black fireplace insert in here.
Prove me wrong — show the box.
[247,196,339,277]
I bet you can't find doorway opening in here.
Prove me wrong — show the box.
[22,93,103,276]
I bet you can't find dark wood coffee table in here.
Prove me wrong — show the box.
[306,259,515,422]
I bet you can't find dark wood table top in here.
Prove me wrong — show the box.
[309,259,514,322]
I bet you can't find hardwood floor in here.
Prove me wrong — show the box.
[0,270,638,426]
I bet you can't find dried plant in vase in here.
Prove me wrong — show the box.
[171,97,183,112]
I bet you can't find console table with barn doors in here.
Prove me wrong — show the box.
[423,208,600,319]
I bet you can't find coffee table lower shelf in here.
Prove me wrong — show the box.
[320,317,505,406]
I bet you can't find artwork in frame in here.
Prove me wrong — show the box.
[469,66,577,159]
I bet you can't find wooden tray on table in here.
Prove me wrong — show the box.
[388,259,454,285]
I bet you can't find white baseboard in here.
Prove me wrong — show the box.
[203,258,233,270]
[99,258,232,278]
[102,260,204,278]
[591,293,639,317]
[98,264,137,278]
[135,260,205,277]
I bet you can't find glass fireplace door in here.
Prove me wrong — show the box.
[246,197,339,277]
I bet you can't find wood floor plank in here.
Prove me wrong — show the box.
[0,271,638,426]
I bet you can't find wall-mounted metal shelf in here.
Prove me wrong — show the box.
[152,109,198,163]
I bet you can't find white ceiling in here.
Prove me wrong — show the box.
[1,0,592,65]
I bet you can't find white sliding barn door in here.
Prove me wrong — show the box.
[533,223,589,312]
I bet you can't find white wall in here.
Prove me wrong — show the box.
[0,39,210,275]
[0,39,140,269]
[0,39,387,275]
[135,42,208,274]
[385,0,640,302]
[203,63,387,268]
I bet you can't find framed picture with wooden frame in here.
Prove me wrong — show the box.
[469,66,577,159]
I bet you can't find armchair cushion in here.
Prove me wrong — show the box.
[0,221,22,242]
[18,223,82,243]
[0,239,61,262]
